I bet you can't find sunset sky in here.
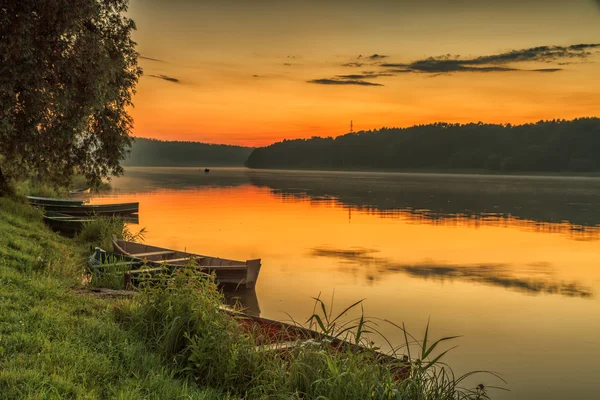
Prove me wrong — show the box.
[127,0,600,146]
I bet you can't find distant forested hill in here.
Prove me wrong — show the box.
[123,138,254,167]
[245,118,600,173]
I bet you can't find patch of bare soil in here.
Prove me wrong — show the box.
[72,285,134,300]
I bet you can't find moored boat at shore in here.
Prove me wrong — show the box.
[34,201,139,216]
[27,196,86,206]
[229,309,411,381]
[112,237,261,289]
[69,187,91,195]
[44,212,140,236]
[43,211,94,236]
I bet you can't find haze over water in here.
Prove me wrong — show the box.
[91,167,600,400]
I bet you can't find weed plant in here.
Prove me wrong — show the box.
[116,270,504,399]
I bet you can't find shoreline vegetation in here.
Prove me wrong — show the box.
[0,188,501,399]
[245,118,600,174]
[245,165,600,178]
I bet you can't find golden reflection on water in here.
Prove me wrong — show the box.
[91,170,600,400]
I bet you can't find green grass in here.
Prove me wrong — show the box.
[14,180,70,198]
[0,197,223,399]
[0,195,501,399]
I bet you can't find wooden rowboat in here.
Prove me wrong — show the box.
[43,211,94,236]
[34,202,139,216]
[44,212,140,236]
[112,237,261,289]
[69,187,91,195]
[27,196,86,206]
[230,310,411,381]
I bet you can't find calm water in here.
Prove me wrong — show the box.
[90,167,600,399]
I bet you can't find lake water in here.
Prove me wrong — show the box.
[90,167,600,399]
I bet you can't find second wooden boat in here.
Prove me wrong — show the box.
[27,195,86,206]
[112,237,261,289]
[36,202,139,216]
[230,310,411,381]
[44,212,140,236]
[43,211,94,236]
[69,187,91,195]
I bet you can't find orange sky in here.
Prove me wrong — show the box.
[127,0,600,146]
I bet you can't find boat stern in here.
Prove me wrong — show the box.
[245,259,262,289]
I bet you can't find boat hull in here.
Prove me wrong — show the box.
[37,202,139,216]
[112,237,261,289]
[231,310,411,381]
[43,211,93,236]
[27,196,86,206]
[69,188,91,194]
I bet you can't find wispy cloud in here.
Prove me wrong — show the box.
[140,55,165,63]
[149,74,180,83]
[308,78,383,86]
[531,68,563,73]
[336,72,393,79]
[311,43,598,86]
[380,43,599,75]
[342,62,364,67]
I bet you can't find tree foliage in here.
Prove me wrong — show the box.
[0,0,141,193]
[123,138,254,167]
[246,118,600,173]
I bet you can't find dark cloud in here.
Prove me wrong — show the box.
[140,55,165,62]
[379,63,407,68]
[405,58,519,73]
[283,63,292,66]
[531,68,563,73]
[252,74,265,78]
[342,62,364,67]
[325,43,594,84]
[468,44,600,64]
[149,74,180,83]
[336,72,393,79]
[384,68,414,74]
[377,43,599,75]
[308,78,383,86]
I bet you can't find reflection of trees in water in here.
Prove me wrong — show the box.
[357,207,600,241]
[310,247,594,299]
[115,167,252,193]
[249,171,600,239]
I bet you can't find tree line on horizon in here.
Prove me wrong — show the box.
[245,118,600,173]
[123,137,254,167]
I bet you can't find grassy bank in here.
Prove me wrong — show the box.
[0,195,499,399]
[0,197,222,399]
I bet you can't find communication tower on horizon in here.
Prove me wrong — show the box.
[350,120,353,133]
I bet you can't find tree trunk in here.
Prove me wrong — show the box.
[0,166,12,196]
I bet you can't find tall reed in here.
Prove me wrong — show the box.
[114,272,504,399]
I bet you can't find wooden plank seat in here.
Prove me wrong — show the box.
[199,265,247,271]
[131,250,175,258]
[156,257,192,263]
[127,267,166,275]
